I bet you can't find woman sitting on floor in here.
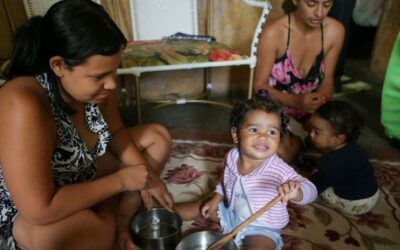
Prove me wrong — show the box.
[254,0,345,163]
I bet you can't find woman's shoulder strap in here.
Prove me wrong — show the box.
[287,14,291,49]
[320,21,324,50]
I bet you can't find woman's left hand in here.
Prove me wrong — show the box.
[141,174,174,211]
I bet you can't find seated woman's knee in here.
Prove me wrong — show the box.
[149,123,171,143]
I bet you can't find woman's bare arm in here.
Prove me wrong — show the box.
[100,89,173,210]
[99,92,148,166]
[0,78,149,226]
[317,17,345,100]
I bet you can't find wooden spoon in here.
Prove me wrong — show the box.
[207,195,282,250]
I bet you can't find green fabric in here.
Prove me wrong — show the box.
[381,32,400,139]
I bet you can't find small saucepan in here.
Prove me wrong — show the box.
[175,231,238,250]
[131,208,182,250]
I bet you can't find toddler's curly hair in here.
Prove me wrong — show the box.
[230,89,288,136]
[314,100,364,142]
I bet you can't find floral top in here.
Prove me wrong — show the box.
[0,73,111,250]
[268,14,325,121]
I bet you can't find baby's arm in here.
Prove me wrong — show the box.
[277,180,302,206]
[201,193,223,222]
[278,176,318,206]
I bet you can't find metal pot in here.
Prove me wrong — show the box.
[175,231,238,250]
[131,208,182,250]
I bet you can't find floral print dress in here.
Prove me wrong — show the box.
[268,14,325,122]
[0,73,111,250]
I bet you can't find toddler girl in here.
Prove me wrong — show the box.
[176,90,318,249]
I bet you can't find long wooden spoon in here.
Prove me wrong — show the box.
[207,195,282,250]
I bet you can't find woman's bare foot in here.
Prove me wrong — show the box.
[114,228,135,250]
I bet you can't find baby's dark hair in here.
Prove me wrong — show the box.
[230,90,288,136]
[314,100,364,142]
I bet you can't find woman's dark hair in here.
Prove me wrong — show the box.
[282,0,297,13]
[8,0,127,113]
[230,89,288,137]
[314,100,364,142]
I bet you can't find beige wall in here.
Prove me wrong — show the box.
[0,0,286,97]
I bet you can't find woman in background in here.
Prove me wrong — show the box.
[254,0,344,163]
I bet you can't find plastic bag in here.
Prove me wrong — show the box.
[352,0,384,26]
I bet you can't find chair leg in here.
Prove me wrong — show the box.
[134,75,142,124]
[203,68,212,99]
[247,68,255,99]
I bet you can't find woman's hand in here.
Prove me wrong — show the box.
[141,175,174,211]
[299,92,326,114]
[277,180,303,206]
[118,164,151,191]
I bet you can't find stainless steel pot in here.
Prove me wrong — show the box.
[175,231,238,250]
[131,208,182,250]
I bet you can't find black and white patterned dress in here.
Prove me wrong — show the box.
[0,73,111,249]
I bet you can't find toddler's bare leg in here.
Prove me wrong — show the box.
[173,199,203,220]
[174,191,218,221]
